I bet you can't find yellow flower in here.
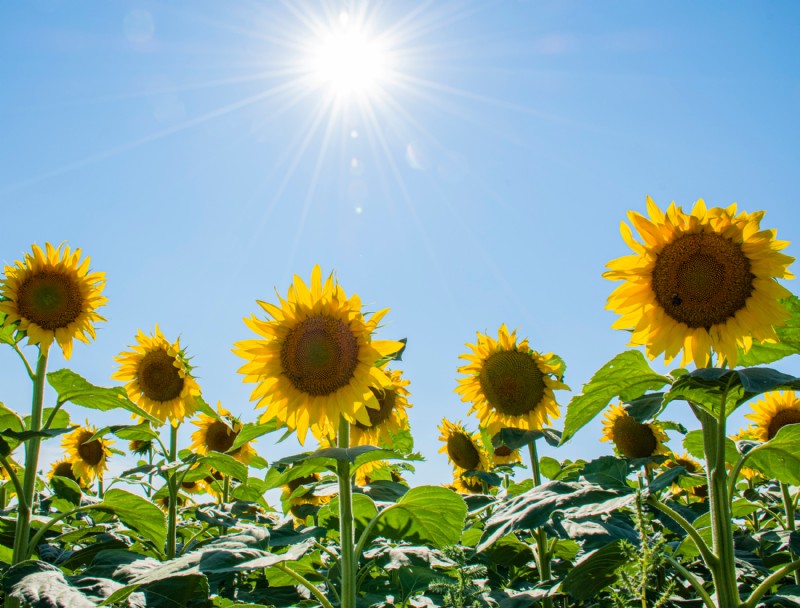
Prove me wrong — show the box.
[234,266,403,444]
[48,458,84,486]
[664,453,707,499]
[490,444,522,467]
[180,479,209,496]
[350,368,411,447]
[745,391,800,442]
[128,439,153,457]
[437,419,489,472]
[281,473,330,519]
[601,404,669,459]
[61,425,113,483]
[190,403,257,465]
[456,324,567,435]
[604,197,794,367]
[452,472,485,495]
[0,243,107,359]
[112,325,201,426]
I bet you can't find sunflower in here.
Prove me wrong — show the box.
[350,368,411,447]
[456,324,567,436]
[112,325,201,426]
[61,425,113,483]
[664,453,707,499]
[234,265,403,444]
[601,404,669,460]
[180,479,209,495]
[190,403,257,464]
[604,197,794,367]
[452,472,485,495]
[281,473,331,519]
[745,391,800,442]
[490,444,522,467]
[438,419,489,472]
[0,243,107,359]
[129,439,153,457]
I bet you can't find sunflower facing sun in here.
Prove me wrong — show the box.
[745,391,800,443]
[113,325,201,426]
[234,265,403,444]
[61,425,113,483]
[456,324,567,436]
[601,404,669,460]
[0,243,107,359]
[604,197,794,367]
[190,403,256,464]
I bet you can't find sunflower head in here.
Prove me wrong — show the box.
[663,452,707,499]
[112,325,201,426]
[452,472,486,495]
[234,265,403,444]
[129,439,153,456]
[190,402,257,464]
[0,243,107,359]
[61,425,114,483]
[601,404,669,460]
[456,324,568,436]
[490,444,522,467]
[437,419,489,472]
[745,391,800,442]
[351,368,412,447]
[281,473,331,519]
[604,197,794,367]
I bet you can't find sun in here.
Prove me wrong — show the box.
[306,11,390,101]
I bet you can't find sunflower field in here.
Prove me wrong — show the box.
[3,198,800,608]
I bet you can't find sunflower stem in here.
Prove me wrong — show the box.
[166,423,179,560]
[0,454,24,509]
[11,346,49,570]
[781,483,800,585]
[337,416,356,608]
[528,440,552,608]
[275,563,335,608]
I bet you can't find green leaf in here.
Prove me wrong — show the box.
[561,541,626,600]
[625,392,665,422]
[482,533,534,566]
[318,493,379,538]
[49,476,83,507]
[561,351,671,444]
[96,489,166,550]
[47,369,160,424]
[2,560,119,607]
[581,456,631,490]
[230,420,280,450]
[375,486,467,549]
[105,423,158,441]
[683,429,739,464]
[196,452,248,481]
[746,425,800,485]
[493,427,561,450]
[738,296,800,366]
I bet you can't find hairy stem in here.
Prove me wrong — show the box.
[166,424,179,560]
[337,416,356,608]
[528,440,552,608]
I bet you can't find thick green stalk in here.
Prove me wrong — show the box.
[166,424,179,560]
[275,563,335,608]
[337,416,356,608]
[697,399,739,607]
[528,440,552,608]
[11,347,49,565]
[781,483,800,584]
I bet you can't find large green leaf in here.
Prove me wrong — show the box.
[561,351,671,444]
[96,489,166,550]
[738,296,800,366]
[317,493,379,539]
[561,540,626,600]
[493,427,561,450]
[47,369,160,424]
[375,486,466,549]
[230,419,281,450]
[195,451,248,481]
[665,367,800,416]
[683,429,739,464]
[477,481,633,552]
[746,425,800,485]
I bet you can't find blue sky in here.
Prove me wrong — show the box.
[1,1,799,491]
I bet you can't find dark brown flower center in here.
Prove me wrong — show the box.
[288,474,319,492]
[205,420,236,452]
[281,315,360,396]
[138,349,184,402]
[674,458,700,474]
[447,431,481,470]
[612,415,658,458]
[355,387,396,429]
[78,436,104,466]
[479,351,546,416]
[16,271,84,330]
[651,232,753,328]
[459,475,483,493]
[767,408,800,440]
[494,445,513,458]
[52,461,78,482]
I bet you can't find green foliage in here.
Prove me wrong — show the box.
[375,486,467,548]
[737,296,800,366]
[746,425,800,486]
[427,546,488,608]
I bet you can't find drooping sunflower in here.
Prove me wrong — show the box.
[350,368,412,447]
[281,473,331,519]
[664,453,707,499]
[112,325,201,426]
[452,472,486,495]
[745,391,800,442]
[129,439,153,457]
[61,425,113,483]
[490,444,522,467]
[601,404,669,460]
[190,403,257,464]
[456,324,568,436]
[0,243,107,359]
[438,419,489,472]
[234,265,403,444]
[731,426,763,482]
[604,197,794,367]
[48,458,87,488]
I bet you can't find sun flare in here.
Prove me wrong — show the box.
[306,12,389,101]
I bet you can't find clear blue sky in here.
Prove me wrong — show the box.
[1,1,799,490]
